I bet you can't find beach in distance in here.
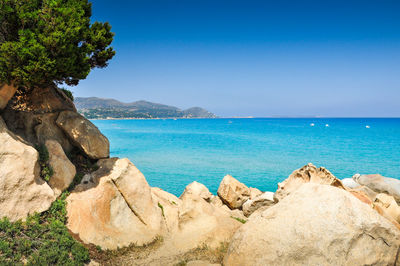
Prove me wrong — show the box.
[93,117,400,196]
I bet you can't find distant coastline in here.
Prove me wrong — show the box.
[75,97,217,119]
[89,116,400,120]
[89,117,219,120]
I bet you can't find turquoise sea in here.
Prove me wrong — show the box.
[93,118,400,196]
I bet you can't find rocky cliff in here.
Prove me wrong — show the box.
[1,85,400,265]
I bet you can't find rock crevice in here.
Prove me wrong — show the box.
[110,177,147,226]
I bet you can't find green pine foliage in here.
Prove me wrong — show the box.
[0,0,115,89]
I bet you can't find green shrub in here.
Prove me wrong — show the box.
[35,144,54,182]
[0,147,100,264]
[0,192,90,265]
[61,88,75,102]
[41,165,54,182]
[48,192,69,223]
[35,144,49,162]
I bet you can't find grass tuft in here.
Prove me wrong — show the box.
[230,216,247,224]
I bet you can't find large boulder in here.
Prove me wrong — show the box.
[130,181,244,263]
[224,183,400,266]
[56,111,109,159]
[242,192,275,217]
[4,86,75,113]
[274,163,344,201]
[30,86,75,112]
[0,83,17,109]
[35,113,74,152]
[2,112,74,153]
[180,181,213,202]
[157,181,243,255]
[45,140,76,197]
[0,117,55,221]
[66,158,165,249]
[2,86,75,152]
[131,181,243,263]
[353,174,400,203]
[217,175,250,209]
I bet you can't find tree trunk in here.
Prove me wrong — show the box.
[0,83,17,110]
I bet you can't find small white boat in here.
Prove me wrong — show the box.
[366,125,370,128]
[228,121,233,124]
[325,124,329,127]
[310,123,315,127]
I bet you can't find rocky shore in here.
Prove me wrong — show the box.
[1,85,400,265]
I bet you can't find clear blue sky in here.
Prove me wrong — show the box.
[70,0,400,117]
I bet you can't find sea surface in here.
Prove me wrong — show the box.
[92,118,400,196]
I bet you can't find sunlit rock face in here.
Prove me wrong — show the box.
[56,110,109,159]
[0,117,55,221]
[274,163,344,202]
[217,175,251,209]
[66,158,165,250]
[224,183,400,266]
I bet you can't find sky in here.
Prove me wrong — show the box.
[70,0,400,117]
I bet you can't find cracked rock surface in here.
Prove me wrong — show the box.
[66,158,165,249]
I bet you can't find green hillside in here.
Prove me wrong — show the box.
[75,97,217,119]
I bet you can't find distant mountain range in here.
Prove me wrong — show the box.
[75,97,217,119]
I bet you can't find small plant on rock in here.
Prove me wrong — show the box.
[35,144,54,182]
[230,216,247,224]
[158,202,165,217]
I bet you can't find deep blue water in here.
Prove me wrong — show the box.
[92,118,400,196]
